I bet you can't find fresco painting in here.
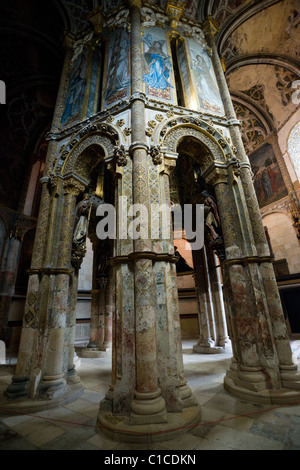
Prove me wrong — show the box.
[142,30,173,101]
[61,49,88,125]
[250,143,288,208]
[190,47,224,115]
[104,29,130,106]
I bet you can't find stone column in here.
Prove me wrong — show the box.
[81,239,103,357]
[66,271,81,384]
[154,163,197,411]
[192,247,223,354]
[98,1,200,441]
[4,33,84,403]
[38,177,85,399]
[104,267,114,348]
[129,0,167,424]
[205,19,300,400]
[206,249,230,349]
[96,275,107,350]
[5,177,52,399]
[0,225,23,343]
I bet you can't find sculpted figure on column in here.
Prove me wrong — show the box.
[73,193,91,247]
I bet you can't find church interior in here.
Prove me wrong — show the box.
[0,0,300,451]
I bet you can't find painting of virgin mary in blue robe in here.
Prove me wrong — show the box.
[142,34,173,91]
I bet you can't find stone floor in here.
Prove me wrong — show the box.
[0,339,300,451]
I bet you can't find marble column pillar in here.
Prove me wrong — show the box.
[98,1,200,440]
[192,247,222,354]
[66,271,81,384]
[82,240,104,357]
[206,249,230,349]
[104,267,114,348]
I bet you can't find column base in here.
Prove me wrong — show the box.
[0,381,84,414]
[67,366,81,384]
[130,389,167,425]
[39,376,68,400]
[97,405,201,443]
[4,376,29,400]
[280,364,300,390]
[224,374,300,405]
[81,347,103,358]
[193,343,224,354]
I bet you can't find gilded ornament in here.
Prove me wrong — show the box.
[207,126,216,135]
[146,127,154,136]
[116,119,125,127]
[123,127,132,136]
[148,120,157,128]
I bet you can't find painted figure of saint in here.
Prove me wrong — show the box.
[191,49,224,113]
[261,168,273,200]
[61,52,88,124]
[142,34,173,90]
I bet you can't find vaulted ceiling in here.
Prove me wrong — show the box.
[208,0,300,154]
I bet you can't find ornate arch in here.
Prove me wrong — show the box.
[55,121,122,182]
[157,116,236,174]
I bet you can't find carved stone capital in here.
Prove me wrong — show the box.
[48,171,60,196]
[165,1,185,28]
[63,177,86,196]
[163,153,177,176]
[205,167,228,187]
[203,16,219,38]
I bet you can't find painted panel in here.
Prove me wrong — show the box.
[104,29,131,107]
[61,50,89,126]
[142,28,174,103]
[189,45,224,115]
[250,143,288,208]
